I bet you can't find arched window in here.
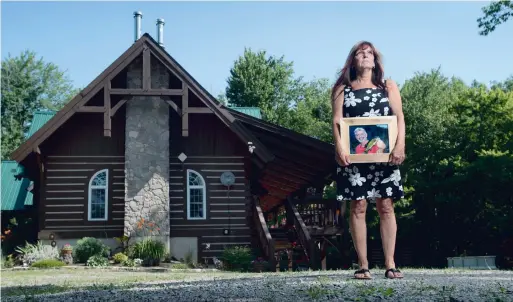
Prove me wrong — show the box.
[88,169,109,221]
[187,169,206,220]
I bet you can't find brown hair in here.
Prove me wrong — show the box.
[331,41,386,102]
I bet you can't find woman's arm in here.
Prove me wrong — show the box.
[332,85,350,166]
[386,79,406,164]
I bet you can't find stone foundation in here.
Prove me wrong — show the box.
[124,56,170,247]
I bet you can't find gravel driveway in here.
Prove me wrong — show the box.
[2,268,512,301]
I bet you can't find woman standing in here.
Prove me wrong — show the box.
[331,41,406,279]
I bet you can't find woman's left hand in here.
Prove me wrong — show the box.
[389,144,405,165]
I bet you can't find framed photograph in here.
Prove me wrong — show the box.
[339,116,398,163]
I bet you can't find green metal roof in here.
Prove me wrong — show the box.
[26,110,56,138]
[1,161,33,211]
[229,107,262,119]
[1,111,55,211]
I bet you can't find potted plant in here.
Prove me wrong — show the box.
[252,257,268,272]
[61,244,73,255]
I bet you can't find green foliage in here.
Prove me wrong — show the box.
[86,255,109,267]
[1,254,15,268]
[31,259,66,268]
[128,238,165,267]
[477,0,513,36]
[224,48,300,126]
[171,263,189,269]
[74,237,110,263]
[15,241,59,266]
[1,50,79,159]
[112,252,128,264]
[221,246,253,272]
[121,258,139,267]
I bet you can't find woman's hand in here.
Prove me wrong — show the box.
[336,146,351,166]
[389,144,405,165]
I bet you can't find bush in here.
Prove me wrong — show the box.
[1,255,15,268]
[171,263,189,269]
[221,246,252,272]
[86,255,109,267]
[121,258,141,267]
[128,238,165,266]
[15,241,59,266]
[31,259,66,268]
[74,237,110,263]
[113,252,128,264]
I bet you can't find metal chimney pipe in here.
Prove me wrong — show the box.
[156,18,165,48]
[134,11,143,42]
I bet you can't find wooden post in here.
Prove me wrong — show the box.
[104,82,111,137]
[182,83,189,137]
[142,45,151,90]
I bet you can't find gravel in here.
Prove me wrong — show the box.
[2,269,513,301]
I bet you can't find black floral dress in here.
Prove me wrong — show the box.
[335,85,404,203]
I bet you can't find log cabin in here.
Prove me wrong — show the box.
[10,13,349,270]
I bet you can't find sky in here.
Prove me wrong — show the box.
[2,1,512,97]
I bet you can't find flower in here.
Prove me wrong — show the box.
[62,244,72,251]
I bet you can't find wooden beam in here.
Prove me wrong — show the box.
[187,107,212,114]
[76,106,104,113]
[110,88,183,96]
[104,82,111,137]
[182,83,189,137]
[142,45,151,90]
[166,100,182,116]
[110,98,130,117]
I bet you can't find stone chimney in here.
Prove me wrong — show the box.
[134,11,143,42]
[124,12,170,250]
[156,18,165,48]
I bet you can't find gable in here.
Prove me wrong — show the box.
[10,33,274,167]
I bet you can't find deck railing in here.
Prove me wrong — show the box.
[285,198,321,270]
[253,199,276,271]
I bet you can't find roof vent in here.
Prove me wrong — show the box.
[134,11,143,42]
[156,18,165,48]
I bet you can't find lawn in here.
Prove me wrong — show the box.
[1,268,512,301]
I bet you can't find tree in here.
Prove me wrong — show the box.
[477,0,513,36]
[282,78,333,142]
[1,50,78,159]
[224,48,300,126]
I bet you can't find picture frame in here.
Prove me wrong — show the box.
[339,116,398,163]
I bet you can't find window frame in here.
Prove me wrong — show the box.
[87,169,109,221]
[186,169,207,220]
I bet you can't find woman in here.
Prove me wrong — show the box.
[331,41,406,279]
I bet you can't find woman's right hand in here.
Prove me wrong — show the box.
[336,146,351,166]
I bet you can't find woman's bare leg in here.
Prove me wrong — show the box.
[375,197,403,278]
[349,199,370,278]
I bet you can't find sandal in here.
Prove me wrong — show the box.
[385,268,403,279]
[354,268,372,279]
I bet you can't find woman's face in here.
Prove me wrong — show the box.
[354,45,375,70]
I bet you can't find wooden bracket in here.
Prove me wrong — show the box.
[142,45,151,91]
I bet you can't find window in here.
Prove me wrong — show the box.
[88,169,109,221]
[187,169,206,220]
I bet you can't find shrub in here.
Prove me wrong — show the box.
[1,255,15,268]
[128,238,165,266]
[121,258,139,267]
[15,241,59,266]
[113,252,128,264]
[74,237,110,263]
[171,263,189,269]
[221,246,252,272]
[86,255,109,267]
[31,259,66,268]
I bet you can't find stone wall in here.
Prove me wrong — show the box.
[124,56,170,243]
